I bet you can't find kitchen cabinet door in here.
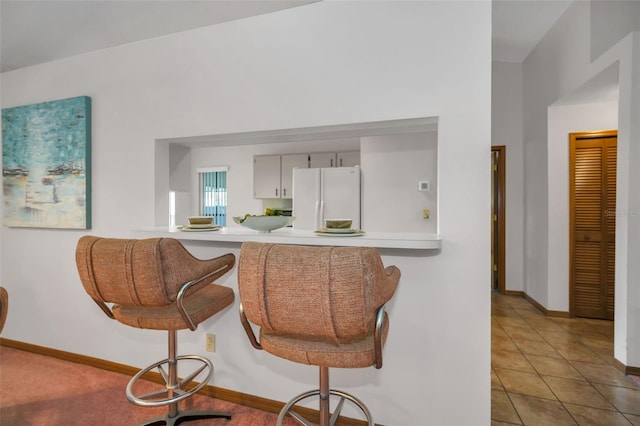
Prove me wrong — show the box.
[253,155,281,198]
[337,151,360,167]
[281,154,308,199]
[309,152,337,168]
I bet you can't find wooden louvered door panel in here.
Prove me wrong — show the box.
[569,131,617,320]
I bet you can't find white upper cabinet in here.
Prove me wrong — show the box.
[337,151,360,167]
[309,152,337,168]
[254,151,359,198]
[309,152,360,168]
[281,154,308,199]
[254,154,309,199]
[253,155,281,199]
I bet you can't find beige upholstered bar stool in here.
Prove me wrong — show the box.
[238,241,400,426]
[76,236,235,426]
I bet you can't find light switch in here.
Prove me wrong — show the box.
[418,181,430,191]
[423,209,430,219]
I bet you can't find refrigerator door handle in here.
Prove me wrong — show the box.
[317,200,323,230]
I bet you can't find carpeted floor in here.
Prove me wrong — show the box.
[0,346,297,425]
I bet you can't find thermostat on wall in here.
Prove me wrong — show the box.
[418,181,430,191]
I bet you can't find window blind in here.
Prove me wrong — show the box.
[199,170,227,226]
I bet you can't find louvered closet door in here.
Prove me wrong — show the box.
[570,131,617,320]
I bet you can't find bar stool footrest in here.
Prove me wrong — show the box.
[126,355,214,407]
[276,389,373,426]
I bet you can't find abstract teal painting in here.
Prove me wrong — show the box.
[2,96,91,229]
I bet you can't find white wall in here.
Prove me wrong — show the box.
[521,0,640,368]
[547,100,619,312]
[169,144,191,192]
[492,61,524,291]
[361,132,438,233]
[0,2,491,424]
[522,0,592,307]
[623,31,640,369]
[591,0,640,61]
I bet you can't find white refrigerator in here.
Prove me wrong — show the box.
[292,167,361,230]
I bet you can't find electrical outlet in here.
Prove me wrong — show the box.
[205,333,216,352]
[423,209,430,219]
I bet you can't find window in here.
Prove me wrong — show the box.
[198,167,227,226]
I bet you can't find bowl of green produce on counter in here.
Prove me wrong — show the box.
[233,209,295,233]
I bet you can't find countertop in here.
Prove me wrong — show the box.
[130,226,442,250]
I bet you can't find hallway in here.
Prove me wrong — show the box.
[491,292,640,425]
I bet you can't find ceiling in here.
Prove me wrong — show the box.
[0,0,318,73]
[1,0,571,73]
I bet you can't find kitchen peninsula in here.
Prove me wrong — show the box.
[136,117,446,424]
[131,226,442,250]
[128,220,444,425]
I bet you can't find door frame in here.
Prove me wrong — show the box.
[492,146,506,294]
[568,129,617,318]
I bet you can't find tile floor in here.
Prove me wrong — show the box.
[491,291,640,425]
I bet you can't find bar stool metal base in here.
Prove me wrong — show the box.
[276,389,374,426]
[132,409,232,426]
[126,331,231,426]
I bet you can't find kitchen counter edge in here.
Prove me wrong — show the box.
[130,227,442,250]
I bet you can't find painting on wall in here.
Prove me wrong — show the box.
[2,96,91,229]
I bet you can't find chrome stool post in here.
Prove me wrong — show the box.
[276,366,374,426]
